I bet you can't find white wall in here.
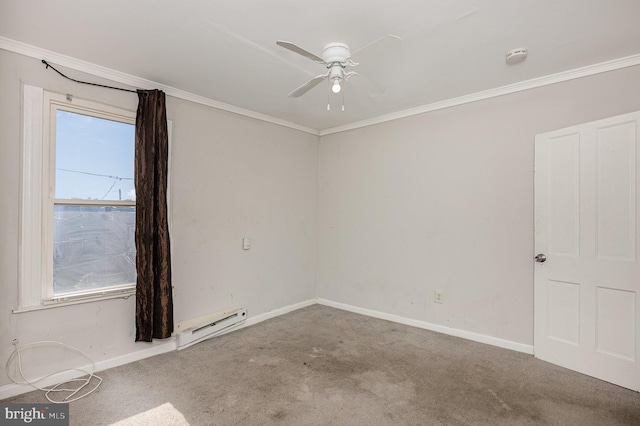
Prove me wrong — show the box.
[317,65,640,346]
[167,98,318,320]
[0,50,318,389]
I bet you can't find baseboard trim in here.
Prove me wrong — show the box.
[243,298,317,328]
[0,340,177,401]
[317,298,534,355]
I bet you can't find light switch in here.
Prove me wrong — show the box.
[243,237,251,250]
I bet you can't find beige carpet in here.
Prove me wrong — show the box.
[4,305,640,425]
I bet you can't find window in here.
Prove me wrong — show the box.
[18,86,139,309]
[49,105,136,298]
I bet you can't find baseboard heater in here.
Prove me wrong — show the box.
[176,307,247,350]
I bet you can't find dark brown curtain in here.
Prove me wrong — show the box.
[134,89,173,342]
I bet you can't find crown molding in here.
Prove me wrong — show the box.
[319,53,640,136]
[3,36,639,138]
[0,37,320,136]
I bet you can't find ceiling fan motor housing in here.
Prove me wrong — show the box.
[322,43,351,64]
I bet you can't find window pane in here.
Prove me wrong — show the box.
[55,110,135,201]
[53,205,136,295]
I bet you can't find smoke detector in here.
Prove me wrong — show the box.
[506,48,528,64]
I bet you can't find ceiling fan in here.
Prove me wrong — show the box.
[276,35,401,98]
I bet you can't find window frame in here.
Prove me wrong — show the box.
[44,91,137,300]
[18,85,139,311]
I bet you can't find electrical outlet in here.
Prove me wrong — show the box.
[434,290,444,304]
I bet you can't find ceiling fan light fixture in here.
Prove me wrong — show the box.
[332,80,341,93]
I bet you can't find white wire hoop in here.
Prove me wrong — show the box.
[5,341,103,403]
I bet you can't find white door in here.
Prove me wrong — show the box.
[534,111,640,391]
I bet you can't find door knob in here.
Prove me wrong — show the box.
[535,254,547,263]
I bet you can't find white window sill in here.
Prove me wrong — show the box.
[12,288,135,314]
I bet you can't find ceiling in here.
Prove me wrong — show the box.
[2,0,640,134]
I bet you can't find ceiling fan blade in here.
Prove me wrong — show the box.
[288,74,328,97]
[350,34,402,63]
[346,72,385,98]
[276,41,325,63]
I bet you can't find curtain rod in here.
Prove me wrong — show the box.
[42,59,140,94]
